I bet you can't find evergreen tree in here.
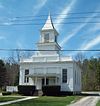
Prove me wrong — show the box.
[0,60,7,89]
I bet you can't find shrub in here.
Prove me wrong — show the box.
[2,92,11,96]
[18,85,36,96]
[42,85,61,96]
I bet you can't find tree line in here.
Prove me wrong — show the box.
[0,57,19,90]
[0,51,32,90]
[75,53,100,91]
[82,57,100,91]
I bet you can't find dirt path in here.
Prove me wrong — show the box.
[68,96,100,106]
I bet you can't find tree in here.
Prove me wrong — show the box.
[95,58,100,90]
[82,57,100,91]
[0,60,7,89]
[74,52,86,68]
[74,53,100,91]
[5,58,19,86]
[74,52,86,62]
[5,51,20,86]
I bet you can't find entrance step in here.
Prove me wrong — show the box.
[33,90,43,96]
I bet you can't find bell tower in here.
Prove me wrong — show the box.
[37,13,61,55]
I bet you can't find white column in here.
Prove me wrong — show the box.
[33,78,35,85]
[44,76,46,85]
[55,77,58,85]
[35,77,37,89]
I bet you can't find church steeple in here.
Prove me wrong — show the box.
[37,13,61,55]
[41,13,58,35]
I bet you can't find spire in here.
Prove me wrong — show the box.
[41,13,55,30]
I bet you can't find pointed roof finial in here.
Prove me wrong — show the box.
[48,11,51,17]
[41,12,55,30]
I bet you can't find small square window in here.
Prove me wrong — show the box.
[44,33,49,42]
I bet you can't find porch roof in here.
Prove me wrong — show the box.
[26,73,60,78]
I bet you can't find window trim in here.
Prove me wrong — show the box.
[62,69,67,83]
[24,69,29,83]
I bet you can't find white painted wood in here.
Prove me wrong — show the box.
[19,14,82,93]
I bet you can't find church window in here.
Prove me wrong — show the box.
[24,69,29,83]
[44,33,49,42]
[75,70,77,84]
[55,36,57,42]
[62,69,67,83]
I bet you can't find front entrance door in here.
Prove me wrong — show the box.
[42,78,49,86]
[36,78,42,90]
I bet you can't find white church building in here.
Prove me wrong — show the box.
[19,14,81,94]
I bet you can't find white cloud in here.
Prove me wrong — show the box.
[3,22,13,26]
[81,35,100,50]
[0,36,6,40]
[60,12,98,47]
[54,0,77,31]
[0,3,4,9]
[33,0,47,15]
[68,35,100,56]
[90,24,100,32]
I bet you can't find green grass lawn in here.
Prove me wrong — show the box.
[5,96,81,106]
[96,100,100,106]
[0,97,23,103]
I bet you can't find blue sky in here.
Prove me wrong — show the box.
[0,0,100,59]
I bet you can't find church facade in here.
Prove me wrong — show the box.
[19,14,81,94]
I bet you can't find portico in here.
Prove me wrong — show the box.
[26,73,60,89]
